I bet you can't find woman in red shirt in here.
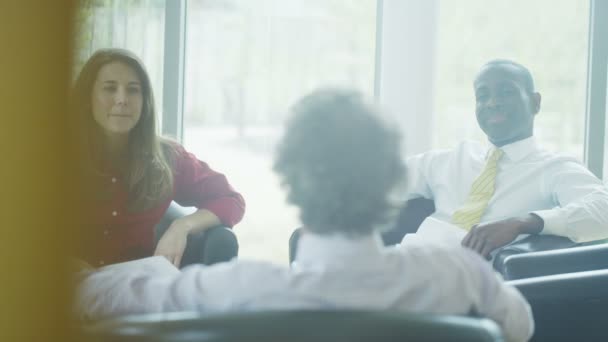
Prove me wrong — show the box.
[72,48,245,268]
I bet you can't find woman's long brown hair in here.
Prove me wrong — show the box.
[72,48,175,211]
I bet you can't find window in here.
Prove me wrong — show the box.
[74,0,166,117]
[183,0,377,262]
[434,0,589,160]
[75,0,606,263]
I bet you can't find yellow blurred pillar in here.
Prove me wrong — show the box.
[0,1,78,341]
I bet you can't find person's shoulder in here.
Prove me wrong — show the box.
[406,146,453,164]
[455,139,487,156]
[232,259,286,272]
[406,140,484,166]
[159,137,202,167]
[182,259,288,287]
[533,146,590,170]
[397,241,489,272]
[389,242,494,300]
[536,147,578,161]
[419,140,483,156]
[189,259,285,275]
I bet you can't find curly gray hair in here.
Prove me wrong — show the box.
[274,88,406,237]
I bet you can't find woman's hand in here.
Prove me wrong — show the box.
[154,219,193,267]
[154,210,222,267]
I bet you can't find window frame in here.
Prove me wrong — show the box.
[161,0,187,140]
[584,0,608,178]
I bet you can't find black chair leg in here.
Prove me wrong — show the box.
[180,226,239,268]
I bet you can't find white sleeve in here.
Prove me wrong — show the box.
[75,256,181,320]
[533,160,608,242]
[75,257,257,320]
[458,250,534,342]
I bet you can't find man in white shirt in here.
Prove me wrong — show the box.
[406,60,608,259]
[76,88,533,341]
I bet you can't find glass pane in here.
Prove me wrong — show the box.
[183,0,377,263]
[74,0,166,119]
[434,0,589,160]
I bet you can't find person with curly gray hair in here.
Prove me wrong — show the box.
[75,88,533,342]
[274,88,405,237]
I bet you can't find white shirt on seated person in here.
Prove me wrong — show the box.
[76,230,534,342]
[405,137,608,245]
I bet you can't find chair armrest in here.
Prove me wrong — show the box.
[510,269,608,302]
[500,243,608,280]
[492,234,577,275]
[509,270,608,341]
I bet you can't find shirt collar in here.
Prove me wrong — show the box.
[293,231,386,270]
[487,136,539,162]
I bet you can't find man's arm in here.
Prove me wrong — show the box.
[462,161,608,258]
[75,257,257,320]
[533,161,608,242]
[75,257,181,320]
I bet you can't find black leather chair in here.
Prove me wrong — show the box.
[491,234,578,276]
[501,242,608,280]
[511,269,608,341]
[82,310,505,342]
[156,202,239,268]
[381,197,436,245]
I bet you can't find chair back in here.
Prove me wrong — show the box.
[84,310,504,342]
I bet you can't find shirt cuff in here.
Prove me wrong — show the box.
[531,208,570,238]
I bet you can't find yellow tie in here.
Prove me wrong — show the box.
[452,148,504,231]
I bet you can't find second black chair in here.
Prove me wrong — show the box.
[156,202,239,268]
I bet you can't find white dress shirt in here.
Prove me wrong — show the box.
[405,137,608,243]
[77,232,533,342]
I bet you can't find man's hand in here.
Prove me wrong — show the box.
[461,214,544,259]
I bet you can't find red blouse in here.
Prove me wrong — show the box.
[83,144,245,267]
